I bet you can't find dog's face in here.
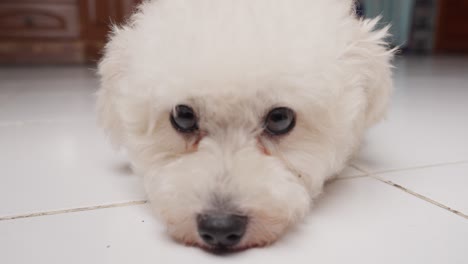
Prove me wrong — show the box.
[97,0,392,251]
[141,85,330,250]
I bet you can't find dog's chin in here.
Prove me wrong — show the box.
[169,227,279,253]
[183,240,271,254]
[173,230,282,254]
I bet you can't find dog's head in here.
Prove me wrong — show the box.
[97,0,393,251]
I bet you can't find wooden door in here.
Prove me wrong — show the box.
[435,0,468,53]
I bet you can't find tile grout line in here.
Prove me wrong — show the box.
[370,174,468,219]
[334,166,369,181]
[0,118,96,127]
[0,200,148,222]
[350,164,368,174]
[352,160,468,176]
[334,174,369,181]
[351,163,468,219]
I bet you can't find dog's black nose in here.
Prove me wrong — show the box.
[197,213,248,248]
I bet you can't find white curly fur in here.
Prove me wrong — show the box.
[97,0,393,250]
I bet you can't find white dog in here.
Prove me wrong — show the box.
[97,0,393,251]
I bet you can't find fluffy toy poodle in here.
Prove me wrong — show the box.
[97,0,393,251]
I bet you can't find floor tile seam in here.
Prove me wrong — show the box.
[334,174,370,181]
[370,174,468,219]
[351,160,468,176]
[0,200,148,222]
[0,118,96,127]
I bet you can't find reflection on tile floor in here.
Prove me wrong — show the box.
[1,58,467,264]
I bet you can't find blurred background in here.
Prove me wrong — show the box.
[356,0,468,54]
[0,0,142,64]
[0,0,467,65]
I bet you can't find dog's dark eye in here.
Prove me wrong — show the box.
[264,107,295,135]
[170,105,198,133]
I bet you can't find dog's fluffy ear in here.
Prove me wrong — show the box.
[348,17,395,127]
[96,26,129,149]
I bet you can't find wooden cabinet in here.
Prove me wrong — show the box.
[0,3,79,38]
[0,0,141,64]
[436,0,468,53]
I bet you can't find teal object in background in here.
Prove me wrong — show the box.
[362,0,415,47]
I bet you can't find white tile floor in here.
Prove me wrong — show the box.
[0,57,467,264]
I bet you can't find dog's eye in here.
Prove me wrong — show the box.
[264,107,295,135]
[170,105,198,133]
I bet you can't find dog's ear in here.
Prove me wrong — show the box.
[347,17,395,127]
[96,26,129,149]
